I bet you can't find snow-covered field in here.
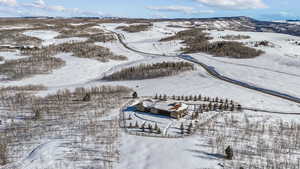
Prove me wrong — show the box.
[23,30,88,46]
[0,51,29,61]
[0,20,300,169]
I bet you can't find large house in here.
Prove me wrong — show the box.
[135,99,188,119]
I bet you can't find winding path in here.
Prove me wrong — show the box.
[111,30,300,104]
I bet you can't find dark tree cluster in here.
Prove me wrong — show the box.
[0,56,65,80]
[102,61,195,81]
[153,94,241,112]
[53,23,116,43]
[204,41,264,59]
[0,29,42,47]
[180,122,194,135]
[116,23,153,33]
[220,35,251,40]
[21,41,127,62]
[137,122,161,134]
[160,28,264,59]
[160,28,211,42]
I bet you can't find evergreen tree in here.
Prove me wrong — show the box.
[181,96,184,100]
[83,93,91,102]
[215,97,219,102]
[193,95,197,101]
[132,92,138,98]
[141,123,145,132]
[237,104,242,110]
[135,121,139,128]
[225,146,233,160]
[157,128,161,134]
[180,123,184,134]
[163,94,167,100]
[154,123,158,130]
[198,94,202,101]
[185,96,189,101]
[148,124,153,133]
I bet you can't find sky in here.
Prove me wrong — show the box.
[0,0,299,20]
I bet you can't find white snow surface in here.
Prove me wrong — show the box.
[0,51,28,61]
[23,30,60,41]
[23,30,87,46]
[0,140,69,169]
[117,134,220,169]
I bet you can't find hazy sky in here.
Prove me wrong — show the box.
[0,0,298,20]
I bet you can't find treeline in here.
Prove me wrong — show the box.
[160,28,264,58]
[160,28,211,42]
[116,23,153,33]
[53,23,116,43]
[220,34,251,40]
[199,41,263,59]
[0,29,42,47]
[1,40,126,80]
[21,41,127,62]
[0,85,46,92]
[0,56,65,80]
[102,61,195,81]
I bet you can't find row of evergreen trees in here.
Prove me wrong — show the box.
[154,94,236,105]
[180,122,193,135]
[128,121,162,134]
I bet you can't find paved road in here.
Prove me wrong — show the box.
[112,31,300,104]
[179,54,300,104]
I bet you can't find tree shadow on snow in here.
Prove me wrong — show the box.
[123,106,136,112]
[187,149,225,160]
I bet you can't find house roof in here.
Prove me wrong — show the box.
[140,99,188,112]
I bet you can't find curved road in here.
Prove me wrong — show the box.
[111,31,300,104]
